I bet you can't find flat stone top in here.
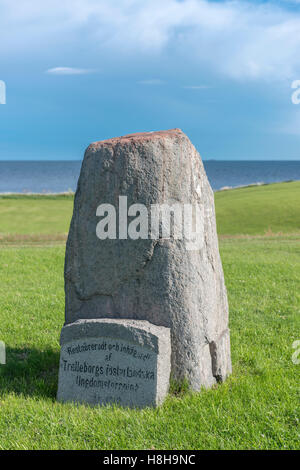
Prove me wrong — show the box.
[88,128,184,151]
[60,318,170,354]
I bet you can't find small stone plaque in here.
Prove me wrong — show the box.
[57,319,171,408]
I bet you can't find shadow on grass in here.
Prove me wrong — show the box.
[0,347,59,399]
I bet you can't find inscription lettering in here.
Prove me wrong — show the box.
[58,337,157,407]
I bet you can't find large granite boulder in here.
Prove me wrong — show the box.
[65,129,231,389]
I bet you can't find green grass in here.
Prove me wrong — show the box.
[0,182,299,449]
[0,181,299,238]
[215,181,300,235]
[0,194,73,236]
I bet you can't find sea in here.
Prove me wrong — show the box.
[0,160,299,193]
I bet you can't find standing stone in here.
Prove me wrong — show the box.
[64,128,231,392]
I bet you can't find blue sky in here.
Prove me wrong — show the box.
[1,0,300,160]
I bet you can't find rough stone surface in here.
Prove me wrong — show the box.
[65,128,231,390]
[57,319,171,407]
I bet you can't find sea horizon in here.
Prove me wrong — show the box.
[0,160,300,193]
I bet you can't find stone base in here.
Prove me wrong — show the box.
[57,318,171,408]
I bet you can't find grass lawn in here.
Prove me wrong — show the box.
[215,181,300,236]
[0,183,299,449]
[1,181,299,240]
[0,194,73,240]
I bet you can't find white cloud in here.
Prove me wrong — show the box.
[46,67,91,75]
[137,79,164,85]
[1,0,300,81]
[183,85,210,89]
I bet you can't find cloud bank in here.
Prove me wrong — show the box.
[46,67,91,75]
[1,0,300,81]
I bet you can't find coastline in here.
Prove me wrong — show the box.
[0,179,298,196]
